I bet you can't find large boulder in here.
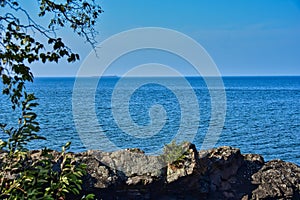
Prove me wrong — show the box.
[76,148,165,187]
[251,160,300,199]
[198,146,261,199]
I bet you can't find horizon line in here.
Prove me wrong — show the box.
[33,74,300,78]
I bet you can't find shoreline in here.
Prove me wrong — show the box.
[4,143,298,199]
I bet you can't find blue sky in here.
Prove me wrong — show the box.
[28,0,300,76]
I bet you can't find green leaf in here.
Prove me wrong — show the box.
[65,141,71,149]
[2,74,11,84]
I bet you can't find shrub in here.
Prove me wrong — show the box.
[162,140,190,167]
[0,143,95,199]
[0,1,103,199]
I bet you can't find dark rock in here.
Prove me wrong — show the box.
[251,160,300,200]
[198,146,245,199]
[70,146,300,199]
[1,145,299,200]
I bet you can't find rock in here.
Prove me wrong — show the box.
[77,151,120,189]
[251,160,300,199]
[77,149,165,190]
[1,145,299,200]
[225,153,265,199]
[166,142,198,183]
[243,154,265,164]
[201,146,244,192]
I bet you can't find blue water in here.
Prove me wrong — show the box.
[0,76,299,165]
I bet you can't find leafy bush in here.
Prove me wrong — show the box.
[162,140,190,167]
[0,0,103,199]
[0,93,94,199]
[0,93,44,154]
[0,143,95,199]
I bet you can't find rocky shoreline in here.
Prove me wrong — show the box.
[5,143,300,200]
[66,143,299,200]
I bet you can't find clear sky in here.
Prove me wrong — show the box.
[28,0,300,77]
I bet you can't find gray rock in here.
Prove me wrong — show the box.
[2,145,299,200]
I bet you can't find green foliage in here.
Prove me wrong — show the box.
[0,0,103,109]
[162,140,190,167]
[0,92,45,154]
[0,142,95,199]
[0,0,102,199]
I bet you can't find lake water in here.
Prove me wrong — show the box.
[0,76,299,165]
